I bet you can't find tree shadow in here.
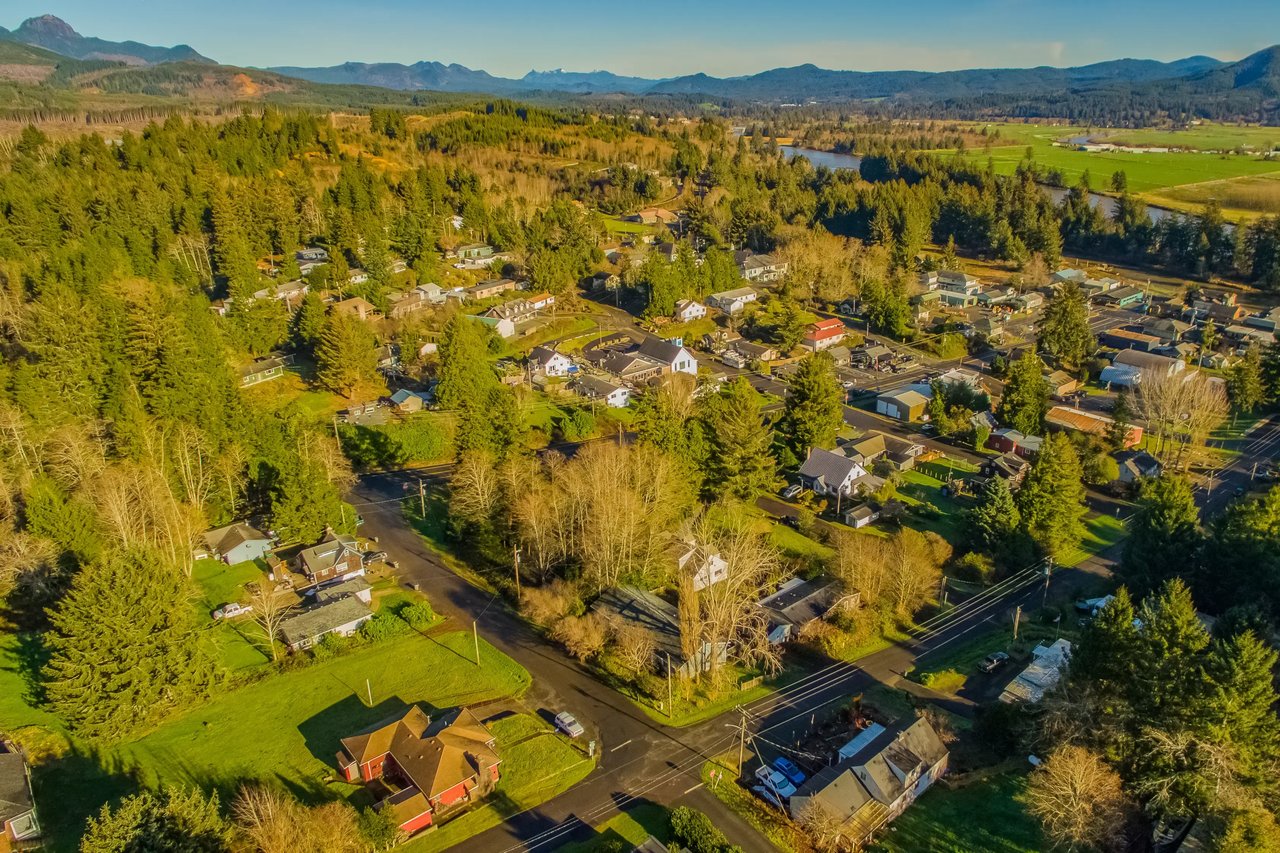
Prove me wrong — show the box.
[0,631,50,709]
[30,742,142,852]
[297,694,429,775]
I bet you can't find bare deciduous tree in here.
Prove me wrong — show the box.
[247,582,295,663]
[233,785,370,853]
[449,450,502,527]
[793,798,853,852]
[1026,745,1131,851]
[1135,368,1228,468]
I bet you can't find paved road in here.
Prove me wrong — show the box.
[348,470,1111,853]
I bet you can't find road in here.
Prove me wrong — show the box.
[349,470,1110,853]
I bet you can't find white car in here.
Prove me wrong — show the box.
[554,711,586,738]
[754,765,797,798]
[212,602,252,620]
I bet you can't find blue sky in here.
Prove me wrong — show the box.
[10,1,1279,77]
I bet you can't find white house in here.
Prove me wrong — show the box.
[674,542,729,592]
[798,448,882,498]
[199,523,273,565]
[673,299,707,323]
[574,375,630,408]
[637,338,698,375]
[529,346,573,378]
[708,287,758,314]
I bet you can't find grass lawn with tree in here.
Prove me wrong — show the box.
[870,772,1042,853]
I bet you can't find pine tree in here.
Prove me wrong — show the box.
[1229,345,1265,416]
[1106,390,1134,451]
[1205,631,1280,784]
[1072,586,1141,692]
[1121,475,1202,596]
[315,313,378,397]
[1016,433,1087,558]
[436,313,497,409]
[778,352,844,458]
[1134,578,1212,727]
[44,550,216,741]
[82,788,229,853]
[997,350,1050,436]
[1037,281,1094,371]
[705,378,775,501]
[968,476,1021,552]
[291,291,327,356]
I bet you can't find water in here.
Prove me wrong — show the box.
[781,145,1179,226]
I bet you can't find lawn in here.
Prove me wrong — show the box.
[871,773,1042,853]
[402,714,595,852]
[22,631,531,851]
[1057,512,1127,568]
[191,558,271,673]
[558,803,672,853]
[908,619,1078,695]
[894,463,978,544]
[1090,123,1280,153]
[701,753,807,853]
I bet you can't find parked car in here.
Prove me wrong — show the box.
[554,711,586,738]
[780,484,802,500]
[978,651,1010,673]
[752,785,785,809]
[362,550,388,565]
[212,602,252,620]
[754,765,797,798]
[772,756,806,786]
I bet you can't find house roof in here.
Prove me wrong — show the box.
[530,346,567,366]
[1117,450,1162,478]
[340,705,432,767]
[798,448,864,488]
[279,597,371,647]
[992,428,1044,454]
[711,286,757,301]
[637,338,691,366]
[299,533,361,577]
[1114,349,1180,372]
[674,299,704,314]
[877,388,929,409]
[333,297,377,315]
[845,431,921,462]
[601,351,658,379]
[1046,405,1114,436]
[1001,639,1072,703]
[394,708,499,799]
[390,388,424,406]
[0,751,33,824]
[202,522,270,556]
[316,576,372,604]
[575,375,626,398]
[759,578,842,627]
[592,586,684,663]
[794,717,948,815]
[736,341,777,359]
[1045,370,1077,388]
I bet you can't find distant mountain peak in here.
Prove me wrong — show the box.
[6,13,213,65]
[17,14,79,39]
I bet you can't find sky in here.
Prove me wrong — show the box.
[8,1,1280,78]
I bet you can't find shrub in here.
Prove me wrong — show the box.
[669,806,740,853]
[311,631,352,661]
[953,551,997,585]
[399,601,437,631]
[521,580,579,627]
[357,805,404,851]
[551,613,608,662]
[359,611,412,643]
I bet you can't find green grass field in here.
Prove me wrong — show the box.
[871,773,1042,853]
[558,803,672,853]
[403,714,595,852]
[1089,123,1280,153]
[191,558,272,672]
[11,631,530,851]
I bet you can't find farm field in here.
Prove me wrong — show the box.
[1088,123,1280,152]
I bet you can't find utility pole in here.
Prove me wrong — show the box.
[666,653,673,719]
[513,545,522,600]
[418,478,426,517]
[365,678,373,707]
[332,414,342,449]
[1013,604,1022,640]
[472,620,481,666]
[737,706,748,772]
[1042,558,1053,608]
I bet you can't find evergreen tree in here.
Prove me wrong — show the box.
[778,352,844,458]
[44,550,216,741]
[968,476,1022,553]
[1106,389,1134,452]
[1133,578,1212,728]
[704,378,775,501]
[1121,475,1202,597]
[1036,281,1094,371]
[82,788,229,853]
[1205,630,1280,788]
[1016,433,1087,558]
[315,313,378,397]
[436,313,497,409]
[1072,586,1141,693]
[996,350,1050,436]
[1229,345,1266,417]
[290,291,328,356]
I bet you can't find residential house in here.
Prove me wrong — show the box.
[315,576,374,606]
[637,338,698,375]
[0,745,39,844]
[734,340,779,363]
[931,270,984,307]
[937,368,988,397]
[1224,324,1276,348]
[297,533,366,586]
[977,286,1017,307]
[337,706,500,834]
[526,292,555,311]
[572,375,630,408]
[1244,306,1280,334]
[279,596,373,651]
[239,353,293,387]
[454,243,494,261]
[1045,370,1079,398]
[1100,348,1186,388]
[875,387,929,422]
[389,389,428,414]
[986,428,1043,458]
[348,269,370,286]
[758,578,849,644]
[1052,268,1088,285]
[802,318,848,353]
[1116,449,1163,484]
[790,718,949,846]
[589,271,621,292]
[376,344,401,371]
[1142,317,1192,343]
[854,344,894,369]
[708,287,758,314]
[297,247,330,263]
[632,207,678,225]
[844,431,924,471]
[982,452,1031,490]
[1047,405,1142,448]
[971,317,1004,341]
[1188,298,1244,324]
[1016,291,1045,311]
[673,299,707,323]
[654,242,680,263]
[1095,285,1146,308]
[200,522,273,565]
[798,448,883,499]
[672,541,729,592]
[910,290,941,322]
[1079,276,1123,299]
[592,586,727,678]
[529,346,573,378]
[333,297,379,322]
[1101,327,1163,352]
[1000,639,1072,703]
[466,279,518,301]
[600,351,665,384]
[468,314,516,340]
[735,251,788,283]
[387,285,442,319]
[340,401,388,427]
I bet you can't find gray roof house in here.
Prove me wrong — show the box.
[0,746,39,843]
[279,596,374,651]
[636,338,698,375]
[758,578,852,644]
[790,717,949,845]
[200,522,273,565]
[592,586,726,679]
[798,448,883,499]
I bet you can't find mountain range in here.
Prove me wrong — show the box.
[0,14,1277,120]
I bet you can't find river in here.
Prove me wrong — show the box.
[780,145,1178,226]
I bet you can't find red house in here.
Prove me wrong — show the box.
[337,706,501,834]
[802,318,847,353]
